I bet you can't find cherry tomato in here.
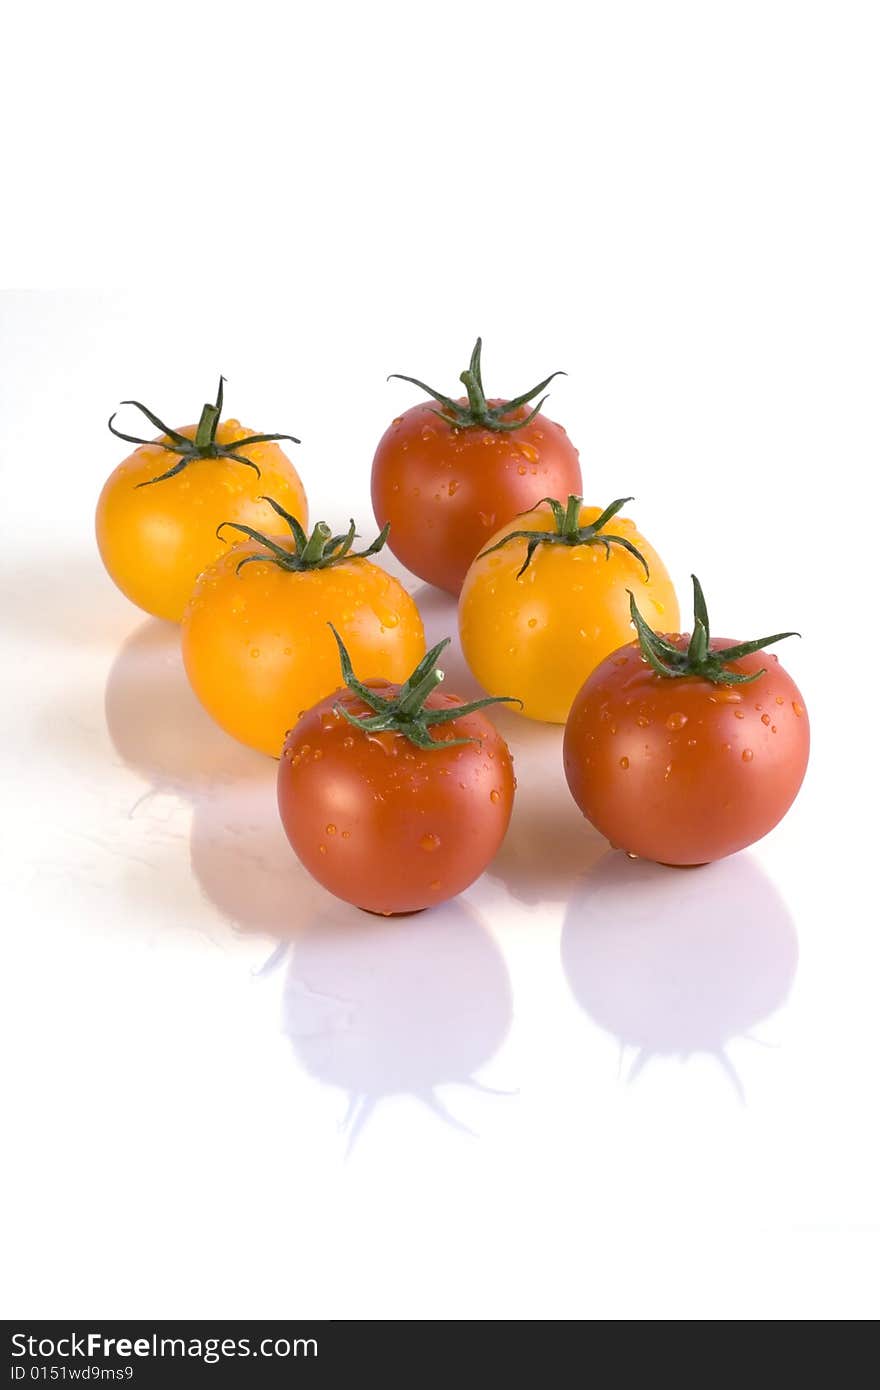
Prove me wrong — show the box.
[277,629,517,914]
[96,377,307,622]
[371,338,582,594]
[563,577,809,865]
[181,501,424,757]
[459,494,679,723]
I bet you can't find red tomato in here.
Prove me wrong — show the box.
[278,630,517,914]
[371,338,582,594]
[563,578,809,865]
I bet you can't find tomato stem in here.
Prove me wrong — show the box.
[217,497,390,575]
[107,375,300,487]
[477,494,650,579]
[328,625,521,750]
[628,576,800,685]
[388,337,565,434]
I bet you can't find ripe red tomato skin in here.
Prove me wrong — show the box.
[563,637,810,866]
[277,682,515,914]
[371,399,582,595]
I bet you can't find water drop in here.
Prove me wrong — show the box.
[742,748,754,763]
[250,648,260,658]
[448,479,459,497]
[326,824,337,835]
[420,833,441,852]
[490,789,501,803]
[734,709,745,720]
[761,713,771,726]
[792,701,804,717]
[420,425,436,441]
[619,756,629,770]
[516,464,528,476]
[665,711,688,730]
[515,441,539,463]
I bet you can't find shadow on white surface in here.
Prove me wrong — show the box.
[276,900,514,1153]
[487,712,606,906]
[412,583,481,698]
[561,851,799,1097]
[104,617,267,795]
[189,778,322,941]
[0,551,133,647]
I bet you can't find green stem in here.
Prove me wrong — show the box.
[398,667,444,715]
[389,337,565,434]
[328,626,520,749]
[628,576,800,686]
[195,401,219,449]
[109,377,300,487]
[562,494,582,535]
[460,369,488,422]
[478,494,650,579]
[301,522,333,565]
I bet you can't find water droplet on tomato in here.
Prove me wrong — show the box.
[792,701,804,717]
[490,789,501,803]
[448,479,459,497]
[420,425,436,441]
[761,713,771,725]
[326,824,337,835]
[734,709,745,720]
[392,416,403,426]
[420,833,441,851]
[515,441,539,463]
[665,711,688,730]
[742,748,754,762]
[619,756,629,769]
[250,648,260,658]
[715,689,742,704]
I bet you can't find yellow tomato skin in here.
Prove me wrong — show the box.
[96,419,308,622]
[458,504,679,723]
[181,544,426,756]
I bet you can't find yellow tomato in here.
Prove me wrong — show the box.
[181,506,426,756]
[458,496,679,723]
[96,383,307,622]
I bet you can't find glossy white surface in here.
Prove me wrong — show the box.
[2,2,879,1321]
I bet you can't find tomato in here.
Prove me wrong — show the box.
[277,629,517,914]
[371,338,582,594]
[459,494,679,723]
[181,501,425,757]
[563,577,809,865]
[96,378,307,622]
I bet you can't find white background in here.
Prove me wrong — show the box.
[2,1,879,1320]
